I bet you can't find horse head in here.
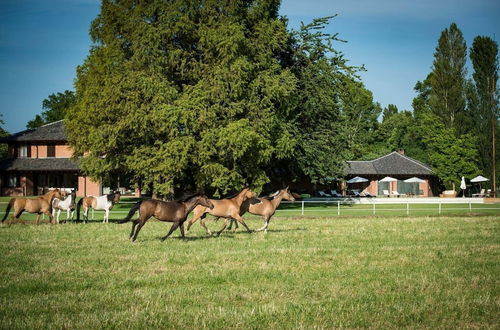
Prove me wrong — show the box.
[282,186,295,201]
[243,188,256,200]
[198,194,214,209]
[113,190,121,203]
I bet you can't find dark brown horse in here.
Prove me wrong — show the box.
[118,194,214,242]
[185,188,257,236]
[228,187,295,232]
[1,189,64,225]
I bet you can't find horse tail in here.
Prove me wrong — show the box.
[1,198,15,223]
[117,201,143,224]
[76,198,84,221]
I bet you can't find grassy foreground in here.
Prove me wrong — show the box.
[0,216,499,329]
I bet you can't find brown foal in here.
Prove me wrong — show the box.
[1,189,63,224]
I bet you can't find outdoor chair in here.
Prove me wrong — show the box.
[472,189,486,197]
[486,189,492,197]
[382,190,390,197]
[330,190,342,197]
[362,191,375,197]
[392,190,400,197]
[318,190,331,197]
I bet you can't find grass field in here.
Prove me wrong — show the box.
[0,213,499,328]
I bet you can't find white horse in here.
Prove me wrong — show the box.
[52,189,76,223]
[76,191,121,223]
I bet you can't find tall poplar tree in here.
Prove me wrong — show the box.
[429,23,469,134]
[470,36,499,195]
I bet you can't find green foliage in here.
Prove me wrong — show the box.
[67,0,297,196]
[419,112,480,189]
[429,23,469,135]
[382,104,398,122]
[27,90,75,129]
[0,114,9,158]
[469,36,499,190]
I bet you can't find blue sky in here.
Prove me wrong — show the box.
[1,0,499,133]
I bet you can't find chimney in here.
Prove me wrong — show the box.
[397,149,405,155]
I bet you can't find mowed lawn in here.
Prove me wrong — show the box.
[0,214,499,329]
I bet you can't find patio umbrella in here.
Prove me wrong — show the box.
[403,177,425,183]
[470,175,489,183]
[379,176,397,182]
[379,176,398,195]
[460,176,466,198]
[347,176,369,183]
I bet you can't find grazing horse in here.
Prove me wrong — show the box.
[228,187,295,233]
[52,189,77,223]
[118,194,214,242]
[185,188,257,236]
[76,191,121,223]
[1,189,63,225]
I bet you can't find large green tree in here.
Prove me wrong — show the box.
[470,36,499,195]
[0,114,9,158]
[428,23,470,134]
[27,90,76,129]
[67,0,297,197]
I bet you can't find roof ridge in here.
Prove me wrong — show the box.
[397,153,433,171]
[39,119,64,128]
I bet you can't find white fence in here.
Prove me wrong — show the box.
[1,199,499,220]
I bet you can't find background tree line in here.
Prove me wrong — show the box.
[16,2,498,197]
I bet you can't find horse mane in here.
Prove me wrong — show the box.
[106,191,120,202]
[178,192,203,203]
[219,187,248,200]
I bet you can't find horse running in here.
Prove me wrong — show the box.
[185,188,257,236]
[52,189,77,223]
[76,191,121,223]
[118,194,214,242]
[228,187,295,233]
[1,189,63,225]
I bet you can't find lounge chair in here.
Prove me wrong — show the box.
[472,189,485,197]
[318,190,331,197]
[330,190,342,197]
[392,191,400,197]
[486,189,492,197]
[362,191,375,197]
[353,191,362,197]
[382,190,390,197]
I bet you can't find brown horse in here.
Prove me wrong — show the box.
[228,187,295,233]
[118,193,214,242]
[185,188,257,236]
[76,191,121,223]
[1,189,64,225]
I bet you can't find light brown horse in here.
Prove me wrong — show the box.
[1,189,64,225]
[76,191,121,223]
[118,193,214,242]
[185,188,257,236]
[228,187,295,233]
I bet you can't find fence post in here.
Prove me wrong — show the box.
[469,202,472,212]
[337,201,340,216]
[407,203,409,216]
[301,201,304,216]
[438,202,441,215]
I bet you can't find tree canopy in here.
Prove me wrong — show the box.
[66,1,376,196]
[27,90,76,129]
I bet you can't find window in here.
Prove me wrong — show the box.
[47,144,56,157]
[19,145,28,158]
[8,174,18,187]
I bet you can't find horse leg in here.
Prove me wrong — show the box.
[185,213,202,233]
[255,215,271,232]
[103,209,109,223]
[83,207,88,223]
[215,218,230,236]
[132,219,149,242]
[44,210,54,224]
[232,214,252,233]
[161,222,180,241]
[199,215,212,236]
[179,222,185,238]
[36,213,41,225]
[11,209,24,225]
[129,220,139,239]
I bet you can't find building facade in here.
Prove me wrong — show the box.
[346,151,438,197]
[0,121,101,197]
